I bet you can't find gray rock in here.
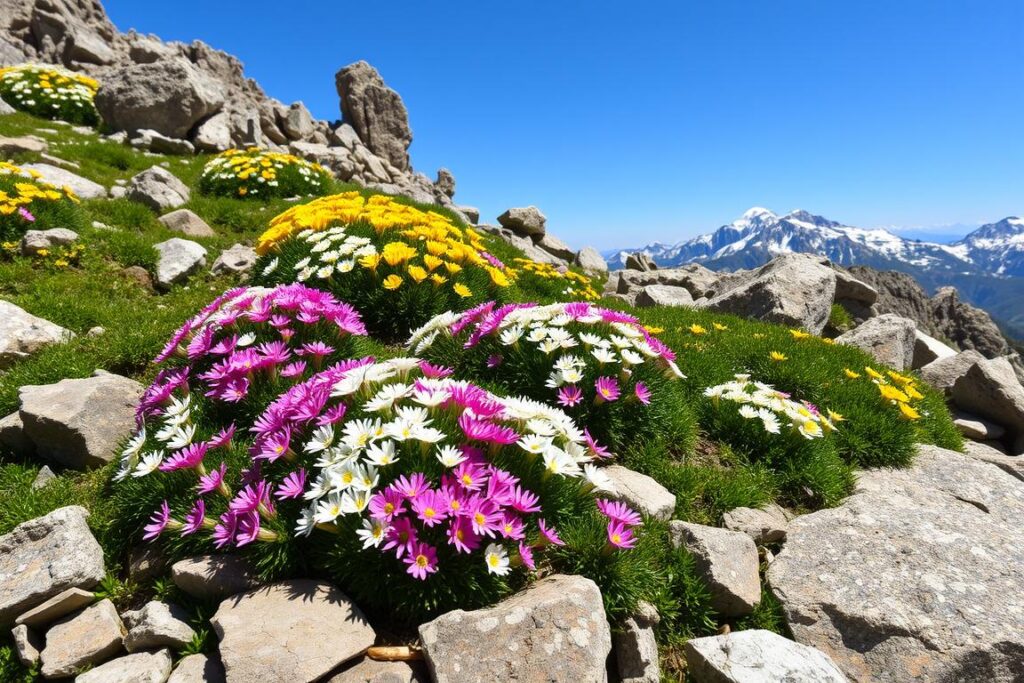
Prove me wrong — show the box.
[95,58,226,138]
[171,555,261,601]
[0,507,104,626]
[0,299,74,368]
[336,61,413,172]
[329,123,362,150]
[154,238,207,289]
[67,29,116,65]
[573,246,608,273]
[20,227,80,256]
[211,580,375,683]
[604,464,676,521]
[954,411,1006,441]
[77,649,173,683]
[722,504,791,545]
[15,587,94,629]
[497,206,547,238]
[281,101,314,140]
[684,630,848,683]
[167,653,226,683]
[19,162,107,199]
[625,252,658,271]
[833,268,878,305]
[635,284,694,308]
[455,205,479,224]
[768,444,1024,682]
[110,185,127,199]
[0,411,31,455]
[31,465,56,489]
[122,601,197,652]
[127,166,190,212]
[10,624,43,668]
[40,599,125,678]
[705,254,836,334]
[193,112,233,152]
[148,134,195,156]
[614,602,660,683]
[211,244,257,277]
[434,168,455,198]
[127,544,168,583]
[534,233,574,262]
[158,209,215,238]
[39,152,81,169]
[668,521,761,616]
[961,439,1024,482]
[951,356,1024,452]
[87,326,105,337]
[0,135,47,154]
[327,658,428,683]
[835,313,918,370]
[419,574,611,683]
[912,328,958,369]
[0,98,15,115]
[19,373,143,469]
[919,349,985,394]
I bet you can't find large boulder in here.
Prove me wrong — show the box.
[210,580,375,683]
[951,356,1024,453]
[0,507,104,627]
[419,574,611,683]
[18,372,143,469]
[668,522,761,616]
[39,599,125,678]
[769,445,1024,682]
[625,252,658,272]
[94,58,226,138]
[704,254,837,334]
[919,349,985,394]
[962,440,1024,482]
[127,166,191,212]
[684,630,847,683]
[835,313,917,370]
[931,286,1012,359]
[0,300,74,368]
[193,111,233,152]
[635,284,694,308]
[19,162,107,199]
[20,227,79,256]
[155,238,207,289]
[912,328,957,369]
[497,206,547,239]
[335,61,412,172]
[574,246,608,273]
[281,101,314,140]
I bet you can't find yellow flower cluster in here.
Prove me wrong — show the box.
[0,160,79,217]
[257,192,514,298]
[0,64,99,124]
[511,258,599,300]
[199,148,330,198]
[2,239,85,268]
[845,366,925,420]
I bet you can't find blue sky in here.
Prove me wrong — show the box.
[104,1,1023,250]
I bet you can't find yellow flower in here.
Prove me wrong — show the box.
[752,333,766,339]
[770,351,788,362]
[453,283,472,298]
[407,264,428,283]
[487,267,510,288]
[645,326,665,334]
[821,338,835,345]
[843,368,861,379]
[827,409,845,422]
[899,402,921,420]
[382,274,403,290]
[712,323,728,331]
[443,261,463,275]
[789,329,811,340]
[423,254,443,271]
[906,385,924,401]
[865,367,884,380]
[689,324,707,335]
[381,242,417,266]
[879,384,910,404]
[430,273,448,286]
[359,253,381,270]
[238,187,248,196]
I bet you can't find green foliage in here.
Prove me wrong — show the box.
[0,161,88,241]
[198,148,332,200]
[0,65,99,126]
[828,302,854,333]
[0,640,38,682]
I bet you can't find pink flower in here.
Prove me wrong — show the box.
[633,382,652,405]
[465,495,500,537]
[447,517,481,554]
[412,490,448,527]
[458,413,519,444]
[143,501,171,541]
[280,361,308,378]
[208,424,236,450]
[159,442,208,472]
[453,462,486,491]
[607,520,637,549]
[274,469,307,499]
[17,207,35,222]
[584,428,611,459]
[404,542,438,580]
[517,541,536,571]
[487,354,503,368]
[383,517,419,559]
[595,376,621,403]
[418,361,453,379]
[211,511,238,549]
[315,402,347,426]
[498,513,526,540]
[197,462,228,495]
[392,473,428,499]
[369,489,406,521]
[597,499,643,527]
[234,510,262,546]
[537,519,565,547]
[181,499,206,535]
[509,485,541,513]
[557,385,583,407]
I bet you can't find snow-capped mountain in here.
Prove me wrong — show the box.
[606,208,1021,277]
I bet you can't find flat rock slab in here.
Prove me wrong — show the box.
[20,163,107,199]
[211,580,375,683]
[0,506,105,627]
[954,412,1006,441]
[16,587,94,628]
[604,464,676,521]
[768,444,1024,682]
[77,648,173,683]
[722,504,791,545]
[684,629,847,683]
[40,599,125,678]
[19,372,144,469]
[0,299,74,368]
[419,574,611,683]
[669,521,761,616]
[171,555,261,601]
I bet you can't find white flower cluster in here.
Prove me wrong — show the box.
[291,226,377,282]
[0,64,98,121]
[703,374,837,439]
